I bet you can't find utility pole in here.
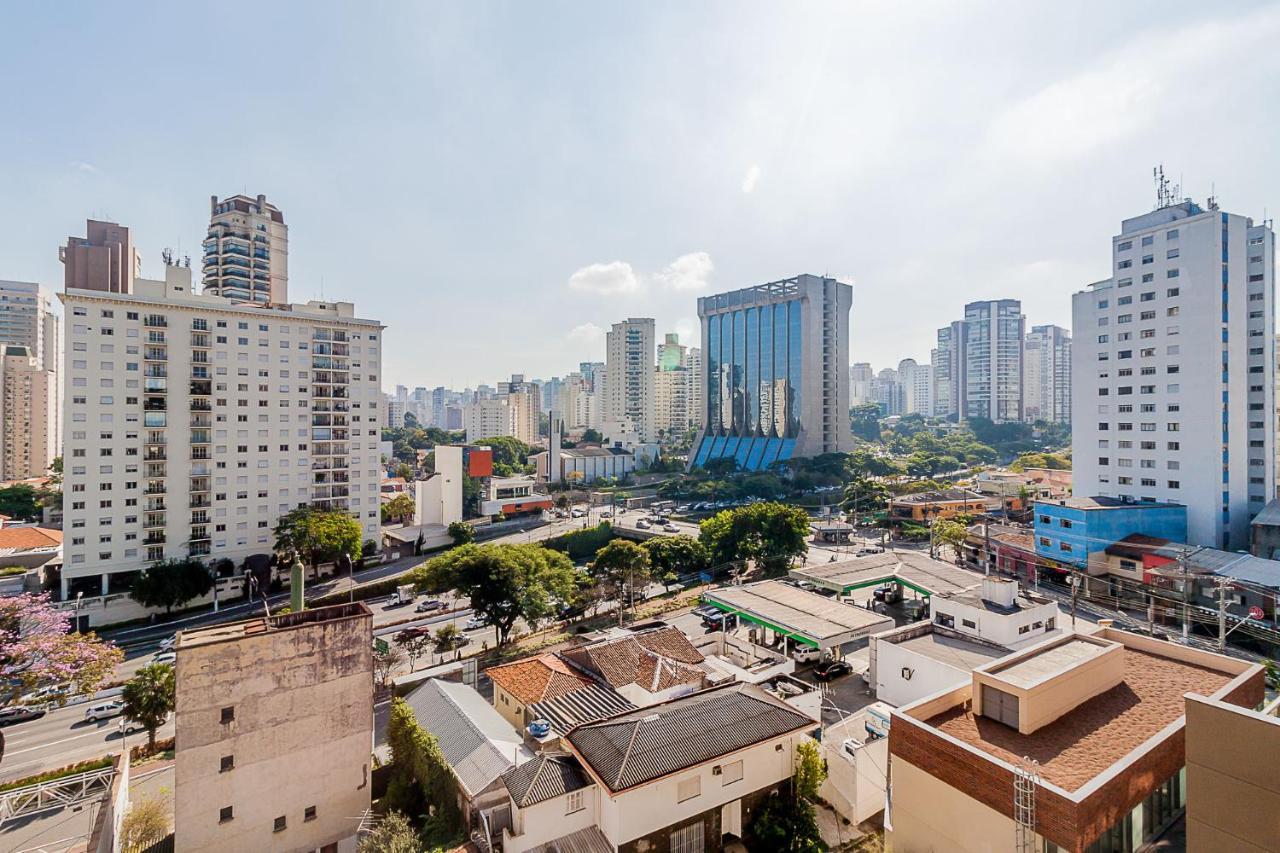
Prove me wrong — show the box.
[1070,566,1079,630]
[1180,545,1192,644]
[1216,576,1230,652]
[983,515,991,576]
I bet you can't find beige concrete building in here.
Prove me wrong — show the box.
[61,219,139,294]
[1185,691,1280,851]
[654,334,701,439]
[202,194,289,304]
[464,396,515,442]
[604,318,655,442]
[60,261,383,604]
[0,345,57,480]
[0,280,59,369]
[887,628,1263,853]
[174,603,374,853]
[498,374,541,445]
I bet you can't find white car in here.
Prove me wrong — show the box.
[157,635,177,651]
[85,700,125,723]
[464,616,488,631]
[570,508,586,518]
[662,523,680,533]
[152,651,177,665]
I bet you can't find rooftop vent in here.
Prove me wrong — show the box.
[981,576,1018,608]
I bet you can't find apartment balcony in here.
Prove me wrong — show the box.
[333,331,348,342]
[143,399,167,412]
[144,378,167,393]
[313,485,332,499]
[144,484,167,496]
[311,460,332,470]
[189,496,211,509]
[189,381,212,396]
[143,366,167,379]
[191,448,211,461]
[190,430,211,445]
[145,546,165,563]
[189,542,211,557]
[144,348,167,361]
[191,511,209,525]
[192,351,210,364]
[143,316,167,328]
[189,463,210,477]
[313,330,332,342]
[145,498,166,512]
[191,333,211,348]
[143,413,167,429]
[144,449,167,462]
[190,415,211,428]
[190,400,212,411]
[143,533,166,547]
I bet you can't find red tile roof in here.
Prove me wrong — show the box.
[485,653,595,705]
[0,527,61,551]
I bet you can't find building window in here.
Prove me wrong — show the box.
[304,806,317,822]
[719,760,744,786]
[671,822,704,853]
[220,806,234,823]
[676,775,701,803]
[220,706,235,724]
[274,816,287,833]
[565,790,585,814]
[220,755,234,772]
[962,618,976,629]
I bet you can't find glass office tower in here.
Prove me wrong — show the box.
[690,274,851,471]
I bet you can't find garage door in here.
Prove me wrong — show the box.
[982,685,1019,729]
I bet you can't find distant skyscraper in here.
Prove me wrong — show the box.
[690,274,851,470]
[579,361,605,392]
[60,219,139,294]
[0,345,56,481]
[655,333,700,438]
[604,318,656,441]
[201,194,288,304]
[963,299,1025,422]
[850,362,875,405]
[1023,324,1072,424]
[0,280,58,370]
[872,367,904,416]
[498,374,542,444]
[933,321,964,419]
[1072,197,1274,550]
[898,358,934,415]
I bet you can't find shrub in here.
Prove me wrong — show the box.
[544,522,614,561]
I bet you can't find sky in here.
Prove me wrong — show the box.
[3,1,1280,391]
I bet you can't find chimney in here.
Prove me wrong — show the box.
[981,575,1018,608]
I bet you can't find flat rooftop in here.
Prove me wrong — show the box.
[893,632,1007,671]
[944,588,1053,614]
[791,552,984,597]
[176,602,371,649]
[703,580,893,646]
[990,638,1110,690]
[1040,496,1183,511]
[924,647,1234,791]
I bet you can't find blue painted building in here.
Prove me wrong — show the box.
[1033,496,1187,570]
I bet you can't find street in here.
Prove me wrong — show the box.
[0,702,171,785]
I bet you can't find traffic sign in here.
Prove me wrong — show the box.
[374,638,389,655]
[1248,605,1265,621]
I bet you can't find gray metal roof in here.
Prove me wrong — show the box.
[566,682,814,793]
[702,580,893,647]
[403,679,532,798]
[790,551,985,597]
[528,683,637,734]
[501,754,592,808]
[1252,500,1280,528]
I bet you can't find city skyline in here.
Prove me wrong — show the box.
[5,4,1280,388]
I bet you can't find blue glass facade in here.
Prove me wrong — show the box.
[693,296,803,471]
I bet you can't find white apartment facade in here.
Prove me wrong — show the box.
[898,358,934,416]
[1023,323,1072,424]
[60,264,383,599]
[201,194,289,305]
[498,374,541,445]
[850,362,874,406]
[0,280,59,370]
[464,397,515,442]
[604,318,655,442]
[963,299,1024,422]
[0,345,57,481]
[1071,199,1275,550]
[384,398,406,429]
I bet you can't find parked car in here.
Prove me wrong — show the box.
[152,651,177,665]
[636,519,651,529]
[872,583,902,605]
[702,611,738,630]
[814,659,854,681]
[792,646,823,663]
[416,598,446,613]
[0,705,46,726]
[21,683,71,705]
[600,511,613,519]
[85,700,125,723]
[570,508,587,518]
[902,599,929,621]
[692,604,719,619]
[464,616,488,631]
[157,634,177,652]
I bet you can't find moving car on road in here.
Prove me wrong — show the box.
[85,700,125,723]
[662,523,680,533]
[464,616,489,631]
[416,598,446,613]
[636,519,651,529]
[0,705,46,726]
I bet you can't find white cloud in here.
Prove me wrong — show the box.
[741,164,761,193]
[568,253,713,296]
[566,322,605,344]
[656,252,714,292]
[70,161,98,173]
[568,261,640,295]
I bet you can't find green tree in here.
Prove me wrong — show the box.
[0,485,41,521]
[373,643,404,684]
[747,741,828,852]
[589,540,652,624]
[433,623,462,653]
[121,663,175,750]
[274,506,362,572]
[381,493,415,523]
[395,630,433,670]
[579,427,603,445]
[932,518,969,561]
[412,544,577,645]
[358,810,419,853]
[472,436,537,475]
[841,477,890,514]
[393,462,415,481]
[384,697,459,825]
[129,558,214,615]
[850,403,884,442]
[699,502,811,575]
[446,520,475,546]
[643,535,708,580]
[793,740,826,800]
[119,793,170,853]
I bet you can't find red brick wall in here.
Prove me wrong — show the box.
[1218,668,1264,709]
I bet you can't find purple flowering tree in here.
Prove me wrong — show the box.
[0,593,123,709]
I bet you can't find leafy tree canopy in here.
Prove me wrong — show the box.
[446,520,475,546]
[274,506,363,566]
[0,593,123,708]
[642,535,708,579]
[699,502,811,575]
[122,662,175,749]
[129,558,214,614]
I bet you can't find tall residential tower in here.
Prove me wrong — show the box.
[1071,198,1274,550]
[202,194,289,304]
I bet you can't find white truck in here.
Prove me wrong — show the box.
[388,584,416,607]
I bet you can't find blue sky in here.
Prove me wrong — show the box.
[3,1,1280,390]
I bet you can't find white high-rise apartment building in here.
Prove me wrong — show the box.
[850,362,875,405]
[0,280,59,369]
[604,318,655,442]
[1072,198,1274,550]
[0,345,56,481]
[202,194,289,305]
[60,262,383,599]
[384,397,407,429]
[464,396,514,442]
[497,374,541,445]
[933,320,964,418]
[964,299,1024,422]
[898,358,934,415]
[654,334,701,438]
[1023,324,1072,424]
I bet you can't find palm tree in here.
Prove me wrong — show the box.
[122,663,176,751]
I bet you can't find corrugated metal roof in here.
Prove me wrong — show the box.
[404,679,532,798]
[567,682,813,793]
[1251,499,1280,527]
[529,683,637,733]
[501,754,592,807]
